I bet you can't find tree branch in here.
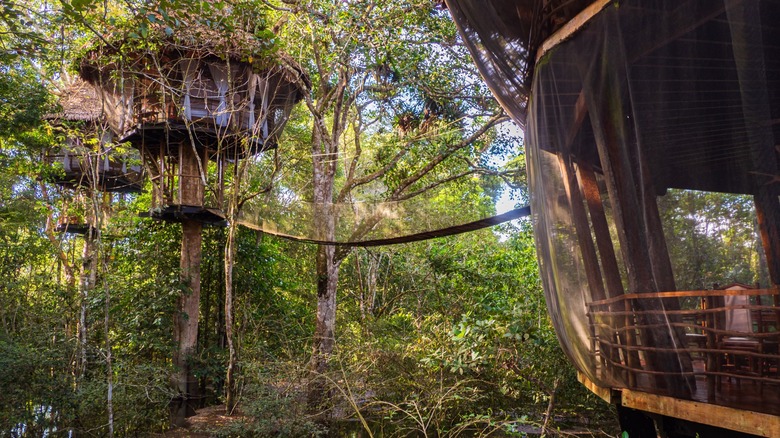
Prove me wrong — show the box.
[390,111,508,198]
[392,169,476,202]
[38,182,76,288]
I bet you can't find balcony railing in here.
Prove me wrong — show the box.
[587,288,780,412]
[46,148,143,193]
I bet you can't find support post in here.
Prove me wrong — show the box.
[171,141,206,425]
[583,77,693,397]
[172,219,203,425]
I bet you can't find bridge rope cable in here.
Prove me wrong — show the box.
[238,205,531,247]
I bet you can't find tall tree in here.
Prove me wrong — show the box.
[267,0,516,409]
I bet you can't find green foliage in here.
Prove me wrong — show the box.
[0,65,52,138]
[0,335,74,434]
[327,224,615,435]
[0,1,51,61]
[216,373,327,437]
[73,363,173,435]
[659,189,765,288]
[68,0,280,76]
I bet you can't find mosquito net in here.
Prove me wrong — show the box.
[449,0,780,416]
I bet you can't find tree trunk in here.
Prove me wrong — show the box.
[307,122,340,413]
[224,219,238,414]
[308,243,340,412]
[78,227,97,383]
[103,237,114,438]
[366,252,379,318]
[541,378,561,436]
[172,219,202,426]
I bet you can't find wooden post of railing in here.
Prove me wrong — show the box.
[775,293,780,339]
[704,294,717,400]
[586,308,600,378]
[625,297,638,387]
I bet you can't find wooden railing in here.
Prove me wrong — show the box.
[587,288,780,393]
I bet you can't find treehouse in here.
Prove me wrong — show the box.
[45,78,143,194]
[77,24,307,223]
[447,0,780,436]
[76,16,308,423]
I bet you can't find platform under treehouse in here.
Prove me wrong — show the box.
[447,0,780,436]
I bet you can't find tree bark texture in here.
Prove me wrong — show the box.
[103,237,114,438]
[308,243,340,412]
[172,219,202,426]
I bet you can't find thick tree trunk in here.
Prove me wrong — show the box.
[307,122,340,413]
[308,243,340,412]
[172,219,202,426]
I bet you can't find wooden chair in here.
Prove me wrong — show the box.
[715,292,763,389]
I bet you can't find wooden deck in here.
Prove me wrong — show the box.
[690,358,779,415]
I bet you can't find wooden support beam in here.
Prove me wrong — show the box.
[626,1,732,63]
[179,142,206,207]
[171,219,203,425]
[537,0,612,62]
[577,372,615,404]
[756,195,780,286]
[538,0,731,64]
[584,72,693,397]
[579,373,779,437]
[558,154,605,302]
[578,164,623,299]
[559,91,636,381]
[558,90,606,302]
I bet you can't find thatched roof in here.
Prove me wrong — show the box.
[46,77,103,122]
[76,8,310,98]
[77,16,311,108]
[79,26,258,79]
[272,52,312,102]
